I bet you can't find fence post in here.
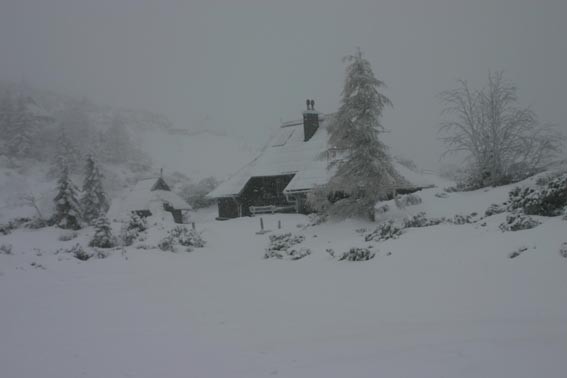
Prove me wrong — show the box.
[191,222,196,231]
[260,217,264,232]
[278,220,281,229]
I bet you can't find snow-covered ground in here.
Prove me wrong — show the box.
[1,182,566,378]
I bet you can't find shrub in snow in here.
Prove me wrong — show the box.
[337,247,376,261]
[0,217,32,235]
[306,212,327,227]
[450,213,476,225]
[499,213,541,232]
[365,220,404,242]
[375,204,389,215]
[435,192,449,198]
[509,246,528,259]
[0,243,13,255]
[120,213,147,246]
[264,233,310,260]
[507,173,567,216]
[485,203,507,217]
[395,193,422,208]
[58,231,78,241]
[89,216,115,248]
[67,244,91,261]
[158,226,206,252]
[402,212,444,228]
[560,243,567,258]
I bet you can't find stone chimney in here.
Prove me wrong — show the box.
[302,99,319,142]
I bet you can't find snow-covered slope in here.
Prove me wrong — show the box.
[1,177,566,378]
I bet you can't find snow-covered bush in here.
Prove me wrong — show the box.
[375,204,389,215]
[264,233,310,260]
[560,242,567,258]
[365,220,403,242]
[402,212,445,228]
[507,173,567,216]
[0,217,32,235]
[396,193,422,208]
[58,231,78,241]
[499,213,541,232]
[89,216,115,248]
[485,203,506,217]
[509,246,528,259]
[119,213,147,246]
[67,244,91,261]
[0,243,13,255]
[450,213,477,225]
[307,213,327,226]
[158,226,205,252]
[337,247,375,261]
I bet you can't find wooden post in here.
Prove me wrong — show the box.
[260,217,264,232]
[191,222,196,231]
[278,220,281,229]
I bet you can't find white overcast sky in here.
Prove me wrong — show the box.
[1,0,566,169]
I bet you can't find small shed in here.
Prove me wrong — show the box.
[122,176,191,224]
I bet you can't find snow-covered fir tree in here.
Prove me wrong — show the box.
[7,96,37,158]
[325,49,402,221]
[89,215,114,248]
[81,154,110,224]
[53,166,83,230]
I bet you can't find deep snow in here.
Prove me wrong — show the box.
[1,183,566,378]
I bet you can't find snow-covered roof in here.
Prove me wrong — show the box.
[121,178,191,211]
[208,114,437,198]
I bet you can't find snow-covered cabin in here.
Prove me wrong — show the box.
[207,101,437,220]
[121,176,191,223]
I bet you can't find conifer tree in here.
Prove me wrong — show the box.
[81,154,110,224]
[325,49,402,221]
[89,215,114,248]
[54,166,82,230]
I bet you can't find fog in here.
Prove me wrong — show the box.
[1,0,566,169]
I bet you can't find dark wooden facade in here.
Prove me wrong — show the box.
[216,174,297,219]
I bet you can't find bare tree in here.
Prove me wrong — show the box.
[439,71,563,187]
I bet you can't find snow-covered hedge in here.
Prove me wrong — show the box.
[560,242,567,258]
[158,226,206,252]
[365,220,404,242]
[335,247,376,261]
[507,173,567,216]
[499,213,541,232]
[264,233,310,260]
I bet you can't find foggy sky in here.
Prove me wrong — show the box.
[1,0,566,169]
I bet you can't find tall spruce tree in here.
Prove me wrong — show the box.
[326,49,402,221]
[81,154,109,224]
[54,166,82,230]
